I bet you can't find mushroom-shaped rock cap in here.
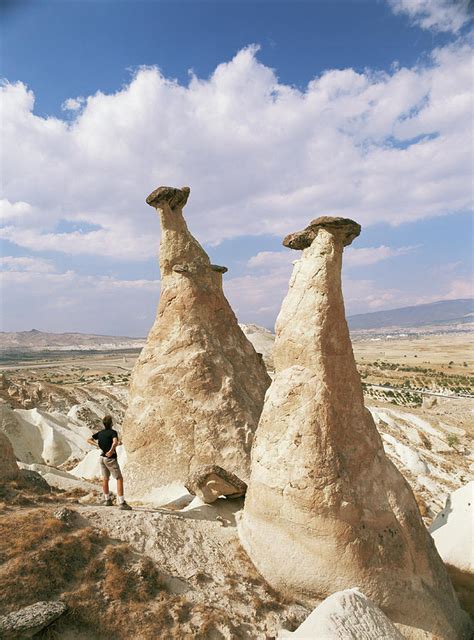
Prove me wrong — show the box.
[146,186,190,210]
[283,216,361,250]
[211,264,228,274]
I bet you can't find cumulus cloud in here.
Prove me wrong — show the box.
[1,42,472,261]
[0,199,34,222]
[61,96,85,112]
[345,245,417,267]
[388,0,472,33]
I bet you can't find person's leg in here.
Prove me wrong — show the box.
[100,458,112,504]
[110,461,131,509]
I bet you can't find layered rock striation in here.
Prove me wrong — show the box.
[238,217,470,639]
[122,187,270,495]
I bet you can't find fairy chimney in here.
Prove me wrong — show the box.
[238,217,470,639]
[122,187,270,498]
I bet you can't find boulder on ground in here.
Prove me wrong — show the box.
[239,217,471,640]
[286,588,404,639]
[0,601,67,638]
[18,469,51,492]
[185,465,247,504]
[122,186,270,497]
[0,430,19,480]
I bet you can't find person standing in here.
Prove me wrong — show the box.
[87,415,132,510]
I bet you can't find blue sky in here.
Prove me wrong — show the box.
[1,0,472,335]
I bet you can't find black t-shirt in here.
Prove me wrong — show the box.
[92,428,119,459]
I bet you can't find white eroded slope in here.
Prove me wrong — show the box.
[369,402,473,516]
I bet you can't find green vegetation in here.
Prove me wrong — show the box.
[446,434,460,448]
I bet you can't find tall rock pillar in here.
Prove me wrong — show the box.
[238,217,470,639]
[122,187,270,497]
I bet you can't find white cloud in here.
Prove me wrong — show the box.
[1,42,472,261]
[441,278,473,299]
[0,256,56,273]
[247,251,294,269]
[61,96,85,111]
[0,222,157,259]
[0,199,34,222]
[345,245,417,267]
[388,0,472,33]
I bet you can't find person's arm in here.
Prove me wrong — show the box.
[87,433,99,448]
[105,437,119,458]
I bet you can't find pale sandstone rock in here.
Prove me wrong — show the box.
[430,482,474,618]
[0,429,19,480]
[240,324,276,370]
[0,601,67,638]
[185,464,247,503]
[123,187,270,496]
[239,217,471,640]
[430,481,474,574]
[286,588,404,639]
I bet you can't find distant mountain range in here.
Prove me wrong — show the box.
[347,298,473,330]
[1,299,472,350]
[0,329,145,351]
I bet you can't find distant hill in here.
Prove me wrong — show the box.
[347,299,474,330]
[0,329,145,351]
[2,299,472,351]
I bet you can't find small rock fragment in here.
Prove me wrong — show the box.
[0,601,67,638]
[185,465,247,504]
[54,507,76,525]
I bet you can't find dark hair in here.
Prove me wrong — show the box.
[103,415,113,429]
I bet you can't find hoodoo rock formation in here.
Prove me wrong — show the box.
[238,217,470,639]
[122,187,270,496]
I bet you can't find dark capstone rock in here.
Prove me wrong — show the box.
[283,216,361,250]
[210,264,228,274]
[146,186,190,210]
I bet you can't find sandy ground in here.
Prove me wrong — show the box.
[353,332,473,373]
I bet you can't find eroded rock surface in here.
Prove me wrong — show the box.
[430,482,474,618]
[185,464,247,504]
[0,430,19,480]
[287,588,404,639]
[123,187,270,497]
[239,217,471,639]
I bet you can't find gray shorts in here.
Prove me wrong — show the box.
[100,456,123,480]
